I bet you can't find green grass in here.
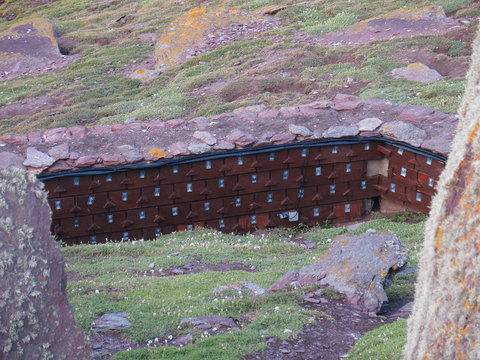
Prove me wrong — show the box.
[62,218,423,359]
[348,319,407,360]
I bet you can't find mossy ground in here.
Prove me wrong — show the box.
[62,216,423,359]
[0,0,477,135]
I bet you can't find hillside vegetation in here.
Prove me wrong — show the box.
[0,0,477,135]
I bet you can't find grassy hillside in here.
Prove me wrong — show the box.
[0,0,477,135]
[62,217,424,359]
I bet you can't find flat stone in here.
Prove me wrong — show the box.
[334,101,362,111]
[172,334,193,346]
[93,312,131,333]
[146,119,166,131]
[213,281,266,296]
[304,297,320,304]
[23,147,56,168]
[380,121,427,147]
[0,151,25,169]
[298,104,322,116]
[398,105,436,122]
[323,125,359,138]
[48,143,70,160]
[111,124,127,132]
[213,140,236,150]
[357,117,383,132]
[166,118,186,128]
[47,161,74,173]
[288,124,313,137]
[258,108,280,119]
[91,125,112,135]
[242,104,268,113]
[279,106,300,118]
[180,316,238,330]
[269,232,409,313]
[227,129,256,147]
[66,126,87,138]
[193,130,217,146]
[126,123,143,131]
[270,132,296,144]
[1,134,28,145]
[422,136,452,155]
[125,116,138,124]
[27,131,43,145]
[308,100,333,109]
[389,62,443,82]
[100,154,127,166]
[0,167,89,359]
[117,145,143,163]
[43,127,66,143]
[190,116,210,130]
[129,69,158,83]
[188,141,211,154]
[74,156,99,168]
[169,141,191,156]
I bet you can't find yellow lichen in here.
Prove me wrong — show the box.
[149,148,168,159]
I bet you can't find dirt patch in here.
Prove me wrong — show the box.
[0,93,69,120]
[131,260,256,277]
[245,294,413,360]
[66,271,95,283]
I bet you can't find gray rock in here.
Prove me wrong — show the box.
[227,129,256,147]
[124,116,138,124]
[323,125,359,138]
[93,312,132,333]
[380,121,427,147]
[149,262,155,270]
[188,141,211,154]
[48,143,70,160]
[193,131,217,146]
[172,334,193,346]
[212,281,266,296]
[357,117,383,132]
[0,168,89,359]
[169,141,191,156]
[288,124,313,137]
[117,145,143,163]
[213,140,236,150]
[269,232,409,313]
[23,147,56,168]
[389,63,443,83]
[0,151,25,169]
[180,316,238,330]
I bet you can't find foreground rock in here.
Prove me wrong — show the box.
[269,231,409,313]
[92,312,132,333]
[0,168,89,359]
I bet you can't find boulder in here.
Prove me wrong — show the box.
[92,312,132,333]
[389,62,443,82]
[269,231,409,313]
[0,167,89,359]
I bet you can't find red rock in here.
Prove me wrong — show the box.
[193,131,217,146]
[126,123,143,131]
[334,101,362,111]
[48,143,70,160]
[27,131,43,145]
[168,141,191,156]
[43,127,66,143]
[0,151,25,169]
[227,129,256,147]
[75,156,99,167]
[166,118,186,128]
[48,160,74,172]
[298,104,323,116]
[279,106,300,118]
[190,116,210,130]
[66,126,87,138]
[1,134,28,145]
[0,168,89,359]
[100,154,127,166]
[91,125,113,135]
[333,93,358,104]
[258,108,280,119]
[146,119,166,130]
[308,100,332,109]
[270,132,296,144]
[398,105,435,122]
[111,124,127,132]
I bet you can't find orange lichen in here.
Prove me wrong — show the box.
[149,148,168,159]
[7,18,59,50]
[380,270,387,278]
[435,227,443,250]
[136,69,145,74]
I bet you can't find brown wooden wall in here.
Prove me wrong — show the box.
[40,140,445,245]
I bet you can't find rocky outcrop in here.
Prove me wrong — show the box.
[269,231,410,313]
[0,167,89,359]
[0,96,457,176]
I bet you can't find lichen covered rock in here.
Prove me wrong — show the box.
[0,167,89,359]
[269,231,409,313]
